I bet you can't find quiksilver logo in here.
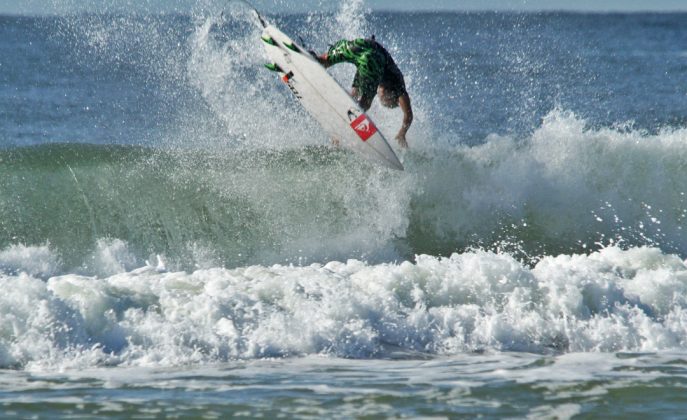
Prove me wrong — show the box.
[350,114,377,141]
[354,119,370,133]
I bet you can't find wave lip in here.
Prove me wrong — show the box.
[405,108,687,258]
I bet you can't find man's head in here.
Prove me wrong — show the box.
[378,86,400,108]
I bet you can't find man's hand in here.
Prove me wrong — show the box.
[395,131,408,148]
[316,53,332,68]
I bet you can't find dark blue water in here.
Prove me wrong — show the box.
[3,13,687,147]
[404,12,687,139]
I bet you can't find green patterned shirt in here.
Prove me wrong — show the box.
[326,39,387,80]
[325,38,406,99]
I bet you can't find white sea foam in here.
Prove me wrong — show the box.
[0,244,61,279]
[1,246,687,370]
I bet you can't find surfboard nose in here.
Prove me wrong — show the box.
[366,136,404,170]
[383,156,405,171]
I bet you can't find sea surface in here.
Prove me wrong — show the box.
[2,1,687,417]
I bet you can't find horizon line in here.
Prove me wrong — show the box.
[2,8,687,17]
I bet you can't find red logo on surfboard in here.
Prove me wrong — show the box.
[350,114,377,141]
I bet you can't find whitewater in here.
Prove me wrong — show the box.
[2,0,687,417]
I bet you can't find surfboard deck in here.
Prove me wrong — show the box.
[261,25,404,171]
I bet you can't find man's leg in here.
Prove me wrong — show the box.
[358,94,373,111]
[352,82,374,111]
[351,73,376,111]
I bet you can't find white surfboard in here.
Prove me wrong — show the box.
[261,24,404,171]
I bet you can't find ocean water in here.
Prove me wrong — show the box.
[3,1,687,417]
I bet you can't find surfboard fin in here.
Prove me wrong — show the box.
[261,35,277,46]
[264,63,283,72]
[284,42,300,52]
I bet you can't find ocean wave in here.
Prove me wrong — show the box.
[3,110,687,271]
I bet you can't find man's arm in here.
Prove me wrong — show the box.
[316,53,332,68]
[315,40,351,69]
[395,92,413,148]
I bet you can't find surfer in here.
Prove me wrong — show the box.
[315,38,413,148]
